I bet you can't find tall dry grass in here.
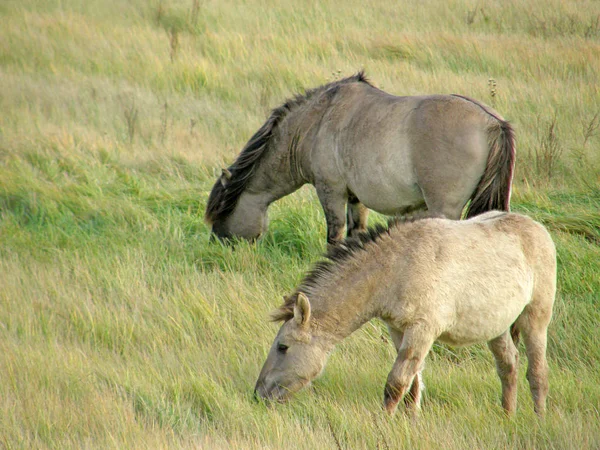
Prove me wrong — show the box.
[1,0,599,448]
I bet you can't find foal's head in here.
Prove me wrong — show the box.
[254,293,330,402]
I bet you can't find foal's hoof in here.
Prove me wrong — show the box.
[383,399,399,416]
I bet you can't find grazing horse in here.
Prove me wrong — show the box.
[206,73,516,244]
[254,212,556,416]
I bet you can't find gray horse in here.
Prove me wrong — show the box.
[255,212,556,416]
[206,73,515,243]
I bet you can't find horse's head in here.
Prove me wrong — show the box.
[205,168,269,241]
[254,293,330,402]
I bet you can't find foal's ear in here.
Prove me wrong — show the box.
[294,292,311,327]
[220,168,232,187]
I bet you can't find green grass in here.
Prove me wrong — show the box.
[1,0,600,448]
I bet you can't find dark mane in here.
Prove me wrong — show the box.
[205,72,373,224]
[271,213,442,322]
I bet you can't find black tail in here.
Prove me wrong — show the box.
[464,120,516,218]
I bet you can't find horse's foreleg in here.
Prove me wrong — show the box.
[403,370,424,412]
[316,184,346,244]
[488,330,519,415]
[383,325,433,415]
[346,196,369,238]
[387,326,424,412]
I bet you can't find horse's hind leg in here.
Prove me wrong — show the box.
[515,307,552,416]
[415,142,488,220]
[522,327,549,416]
[488,330,519,415]
[315,183,347,244]
[346,195,369,238]
[387,326,424,411]
[419,185,468,220]
[384,325,433,415]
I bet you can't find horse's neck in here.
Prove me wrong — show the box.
[311,296,378,345]
[309,271,384,343]
[248,132,310,203]
[272,104,329,186]
[307,239,411,343]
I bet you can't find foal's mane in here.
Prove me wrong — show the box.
[205,72,373,224]
[271,214,440,322]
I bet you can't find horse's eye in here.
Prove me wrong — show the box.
[277,343,289,354]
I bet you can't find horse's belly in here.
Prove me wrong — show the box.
[438,316,518,347]
[341,143,423,214]
[350,179,424,215]
[438,279,534,346]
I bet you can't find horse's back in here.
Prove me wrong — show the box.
[311,85,502,216]
[388,213,554,345]
[462,212,556,285]
[471,211,556,266]
[486,212,557,312]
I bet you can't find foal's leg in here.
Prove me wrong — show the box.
[346,195,369,238]
[404,372,424,411]
[387,326,424,411]
[315,184,347,244]
[384,325,433,415]
[523,330,549,416]
[488,330,519,415]
[516,315,551,417]
[514,286,553,417]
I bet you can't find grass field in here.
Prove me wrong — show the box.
[1,0,599,448]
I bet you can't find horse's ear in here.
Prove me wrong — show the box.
[220,168,232,187]
[294,292,311,327]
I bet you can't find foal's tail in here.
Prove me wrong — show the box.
[463,111,516,218]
